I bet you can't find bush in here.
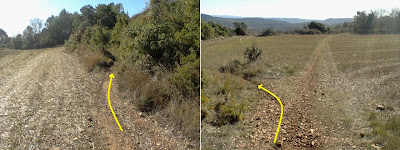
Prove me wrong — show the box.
[308,21,328,33]
[213,99,246,126]
[219,60,243,74]
[244,43,262,63]
[201,92,210,121]
[82,51,111,72]
[172,53,200,96]
[136,80,170,112]
[294,29,322,35]
[235,27,246,36]
[260,28,277,36]
[201,21,214,40]
[369,113,400,149]
[219,44,264,80]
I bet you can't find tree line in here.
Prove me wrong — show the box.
[200,8,400,40]
[0,9,75,49]
[354,8,400,34]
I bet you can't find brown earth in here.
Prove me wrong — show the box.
[201,34,400,149]
[0,47,190,149]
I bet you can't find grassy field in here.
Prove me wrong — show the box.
[0,49,24,59]
[201,34,400,149]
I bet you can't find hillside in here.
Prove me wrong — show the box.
[201,14,353,30]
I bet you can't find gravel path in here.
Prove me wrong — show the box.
[0,48,187,149]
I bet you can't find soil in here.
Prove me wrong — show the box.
[0,47,189,149]
[228,35,398,149]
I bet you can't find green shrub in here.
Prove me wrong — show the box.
[201,21,214,40]
[283,65,296,75]
[213,99,246,126]
[172,53,200,96]
[215,78,239,95]
[294,29,322,35]
[201,92,210,121]
[233,22,248,36]
[260,28,277,36]
[308,21,328,33]
[245,43,262,63]
[219,44,264,79]
[235,27,246,36]
[369,112,400,149]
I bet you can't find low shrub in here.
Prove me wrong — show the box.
[369,112,400,149]
[135,79,170,112]
[82,52,110,72]
[244,43,262,63]
[260,28,277,36]
[219,60,243,74]
[201,92,210,121]
[213,99,246,126]
[172,53,200,96]
[294,29,322,35]
[219,44,264,80]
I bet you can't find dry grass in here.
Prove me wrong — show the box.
[116,65,200,145]
[201,34,400,149]
[0,49,24,59]
[202,35,326,71]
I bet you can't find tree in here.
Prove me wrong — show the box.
[354,11,368,33]
[80,5,96,26]
[233,22,248,36]
[58,9,73,44]
[389,8,400,33]
[22,26,35,49]
[201,21,214,40]
[0,28,8,44]
[308,21,328,33]
[30,18,44,34]
[260,28,277,36]
[10,34,23,49]
[96,3,119,29]
[366,11,377,33]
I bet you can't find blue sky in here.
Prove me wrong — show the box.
[201,0,399,20]
[0,0,149,36]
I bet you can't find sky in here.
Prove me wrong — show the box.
[201,0,400,20]
[0,0,149,36]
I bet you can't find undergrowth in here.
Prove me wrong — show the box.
[369,112,400,149]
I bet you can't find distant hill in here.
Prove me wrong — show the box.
[201,14,353,31]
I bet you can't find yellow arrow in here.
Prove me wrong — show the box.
[258,84,283,143]
[108,73,123,131]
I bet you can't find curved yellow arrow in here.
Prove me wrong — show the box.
[258,84,283,143]
[108,73,123,131]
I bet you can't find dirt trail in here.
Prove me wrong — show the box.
[277,35,393,148]
[238,35,368,149]
[0,47,187,149]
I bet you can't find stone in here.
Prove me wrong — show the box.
[376,105,385,111]
[371,144,380,149]
[360,132,365,138]
[310,129,315,135]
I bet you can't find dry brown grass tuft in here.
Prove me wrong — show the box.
[117,65,200,144]
[82,52,106,72]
